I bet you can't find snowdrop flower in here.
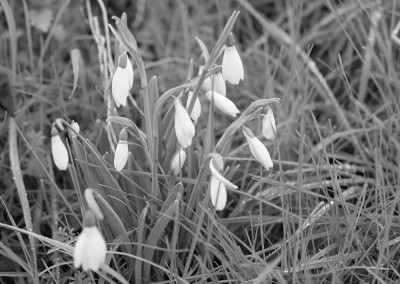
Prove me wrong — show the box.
[209,158,238,211]
[242,126,273,170]
[170,148,186,175]
[71,120,80,134]
[210,176,227,211]
[174,98,195,148]
[74,211,107,272]
[112,52,134,107]
[186,91,201,121]
[114,128,129,171]
[262,108,276,141]
[51,127,69,171]
[222,33,244,85]
[69,120,80,139]
[205,91,240,117]
[199,66,226,96]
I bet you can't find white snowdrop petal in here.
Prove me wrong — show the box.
[186,92,201,121]
[250,137,273,170]
[205,91,239,117]
[209,159,238,189]
[243,128,273,170]
[222,46,244,85]
[214,72,226,96]
[114,140,128,171]
[51,134,69,171]
[262,109,276,140]
[73,227,107,272]
[210,177,227,211]
[126,57,134,88]
[171,149,186,175]
[112,54,134,108]
[175,99,195,148]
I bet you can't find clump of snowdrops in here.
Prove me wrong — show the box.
[49,11,280,283]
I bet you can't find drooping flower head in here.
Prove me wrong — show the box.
[210,176,227,211]
[51,126,69,171]
[174,97,195,148]
[199,65,226,96]
[242,126,273,170]
[114,128,129,172]
[205,91,240,117]
[170,148,186,175]
[262,108,276,141]
[73,210,107,272]
[112,52,134,108]
[186,91,201,121]
[222,33,244,85]
[209,156,238,211]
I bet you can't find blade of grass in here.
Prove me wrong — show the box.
[143,199,180,280]
[8,119,38,283]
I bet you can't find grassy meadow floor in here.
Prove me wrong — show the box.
[1,0,400,283]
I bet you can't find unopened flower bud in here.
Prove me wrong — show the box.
[205,91,239,117]
[174,98,195,148]
[70,120,80,139]
[170,148,186,175]
[199,66,226,96]
[210,176,227,211]
[112,53,134,108]
[51,127,69,171]
[262,108,276,141]
[243,126,273,170]
[114,128,129,171]
[186,91,201,121]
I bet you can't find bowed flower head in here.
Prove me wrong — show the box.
[205,91,240,117]
[199,66,226,96]
[222,33,244,85]
[210,176,227,211]
[186,91,201,121]
[174,98,195,148]
[74,211,107,272]
[209,157,238,211]
[51,127,69,171]
[243,126,273,170]
[112,52,134,108]
[114,128,129,172]
[262,108,276,141]
[170,148,186,175]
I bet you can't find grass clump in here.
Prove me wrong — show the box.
[1,0,400,283]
